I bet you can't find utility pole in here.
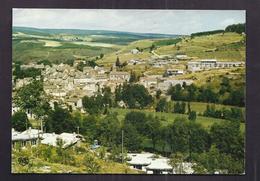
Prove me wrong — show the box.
[189,129,191,162]
[121,130,124,163]
[40,119,43,132]
[77,126,80,135]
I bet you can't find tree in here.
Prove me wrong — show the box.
[84,153,101,173]
[100,53,104,59]
[115,57,121,67]
[14,80,44,113]
[187,84,198,101]
[121,84,152,109]
[155,98,167,112]
[129,71,138,83]
[97,113,121,147]
[64,58,74,66]
[225,23,245,34]
[173,102,186,114]
[76,62,85,71]
[224,88,245,107]
[188,122,210,153]
[188,111,197,121]
[168,117,189,152]
[81,115,98,141]
[45,104,76,134]
[145,115,161,149]
[124,111,147,134]
[82,94,105,115]
[210,119,243,159]
[167,84,183,101]
[150,44,155,52]
[102,87,113,108]
[155,90,162,99]
[12,111,31,131]
[123,123,142,151]
[193,145,244,174]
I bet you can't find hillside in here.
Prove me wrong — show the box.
[12,26,245,67]
[12,27,182,64]
[155,32,245,61]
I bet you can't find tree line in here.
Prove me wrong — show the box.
[191,23,245,38]
[167,77,245,107]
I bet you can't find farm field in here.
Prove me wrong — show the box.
[155,32,245,61]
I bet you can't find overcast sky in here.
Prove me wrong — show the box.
[13,9,245,35]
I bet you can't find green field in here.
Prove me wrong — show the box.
[156,32,245,61]
[110,108,245,132]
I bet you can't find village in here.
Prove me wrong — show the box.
[12,51,244,114]
[11,51,244,174]
[11,9,246,174]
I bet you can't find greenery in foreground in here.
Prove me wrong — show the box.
[12,143,141,174]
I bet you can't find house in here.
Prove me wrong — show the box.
[66,98,83,110]
[41,132,83,148]
[127,153,153,171]
[139,76,158,89]
[12,127,43,148]
[176,54,190,60]
[131,49,140,54]
[187,59,244,72]
[157,79,193,92]
[166,69,184,76]
[20,63,45,70]
[145,158,173,174]
[109,71,130,82]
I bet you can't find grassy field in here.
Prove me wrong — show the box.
[156,32,245,61]
[13,30,245,70]
[176,67,245,86]
[110,108,245,131]
[13,37,118,64]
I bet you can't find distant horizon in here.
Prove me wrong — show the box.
[12,25,185,36]
[13,9,245,35]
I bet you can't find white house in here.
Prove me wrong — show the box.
[12,127,43,148]
[131,49,140,54]
[187,59,244,72]
[41,132,83,148]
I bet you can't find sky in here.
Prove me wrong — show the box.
[13,9,245,35]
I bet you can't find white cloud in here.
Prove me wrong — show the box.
[13,9,245,35]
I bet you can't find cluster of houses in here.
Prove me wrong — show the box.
[139,75,193,95]
[127,153,194,174]
[12,56,244,112]
[13,61,192,111]
[12,127,83,149]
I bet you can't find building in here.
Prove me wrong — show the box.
[187,59,244,72]
[158,79,193,92]
[21,63,45,70]
[109,71,130,82]
[176,54,190,60]
[166,69,184,76]
[12,128,42,148]
[41,132,83,148]
[139,76,159,90]
[127,153,153,171]
[131,49,140,54]
[146,158,173,174]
